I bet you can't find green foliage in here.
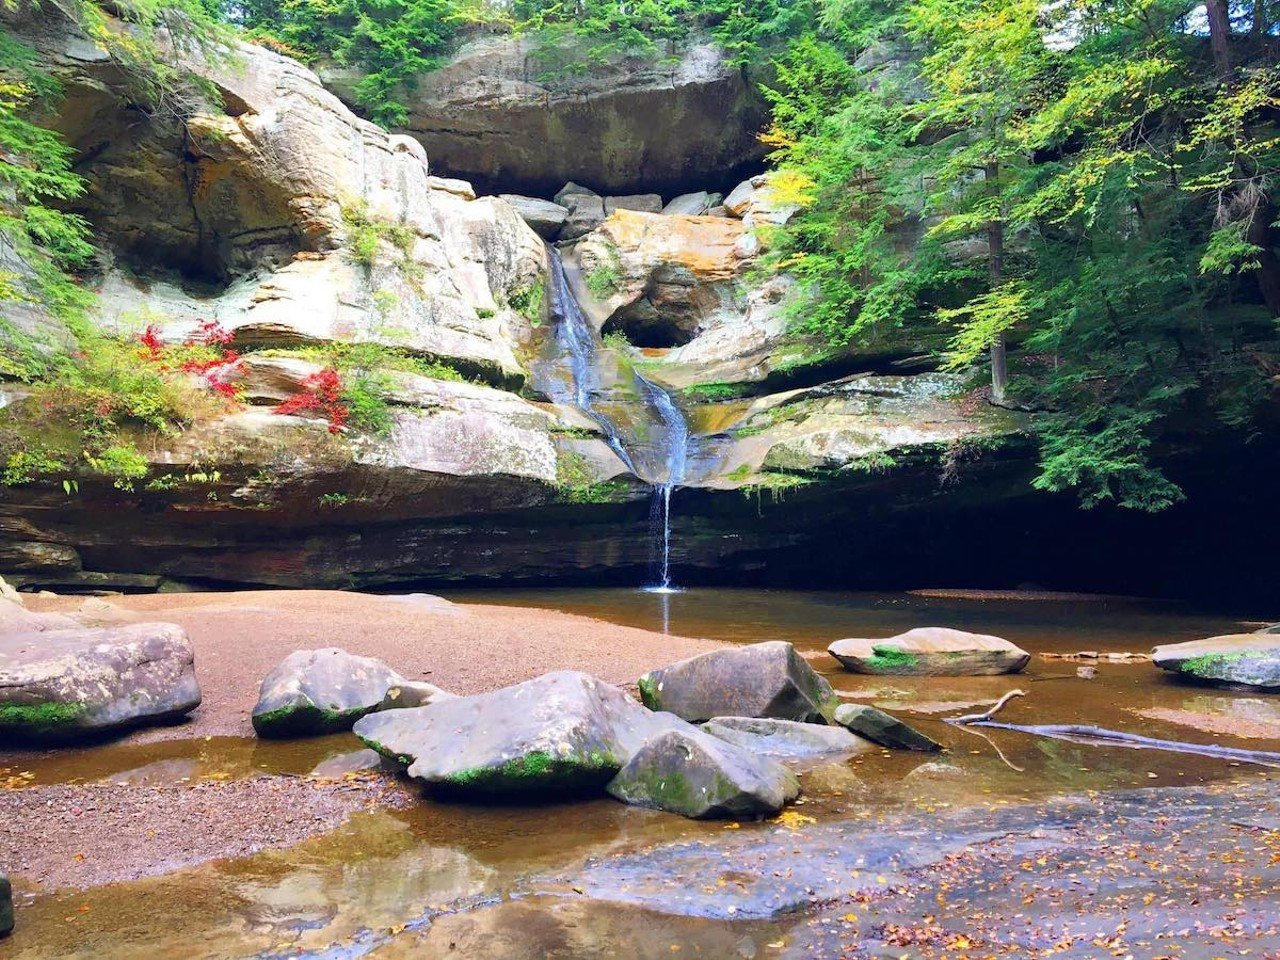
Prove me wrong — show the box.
[584,255,623,299]
[683,381,750,402]
[760,0,1280,510]
[84,443,150,491]
[342,201,418,279]
[509,278,546,325]
[2,447,64,486]
[222,0,806,128]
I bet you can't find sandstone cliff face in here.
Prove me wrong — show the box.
[8,13,1266,599]
[322,34,771,197]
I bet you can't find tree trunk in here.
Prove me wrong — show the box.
[1246,193,1280,315]
[1206,0,1233,78]
[986,163,1008,404]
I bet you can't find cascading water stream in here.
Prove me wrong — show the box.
[637,373,689,593]
[539,246,692,591]
[543,249,637,475]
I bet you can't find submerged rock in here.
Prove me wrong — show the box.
[607,728,798,819]
[637,641,839,724]
[833,704,942,752]
[701,716,870,760]
[353,670,682,796]
[252,648,407,738]
[0,622,200,742]
[0,871,10,938]
[309,748,385,779]
[1152,635,1280,690]
[828,628,1030,676]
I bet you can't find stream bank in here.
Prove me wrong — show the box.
[2,588,1278,958]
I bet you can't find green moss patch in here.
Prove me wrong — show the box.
[0,701,88,736]
[865,645,920,673]
[445,749,620,794]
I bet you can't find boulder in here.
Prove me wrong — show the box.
[309,748,384,779]
[377,679,456,711]
[353,670,683,795]
[662,191,718,216]
[0,622,200,741]
[833,704,942,752]
[606,728,798,819]
[1258,624,1280,635]
[605,194,663,215]
[252,648,407,738]
[427,175,476,199]
[828,628,1030,676]
[554,181,600,207]
[1152,635,1280,690]
[333,35,769,197]
[0,871,10,938]
[637,641,839,724]
[499,195,570,239]
[560,194,607,241]
[724,177,758,217]
[701,716,871,759]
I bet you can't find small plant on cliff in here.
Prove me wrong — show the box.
[584,250,623,300]
[343,201,419,281]
[275,368,350,434]
[508,278,546,325]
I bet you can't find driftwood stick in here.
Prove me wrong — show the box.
[954,722,1026,773]
[951,689,1026,725]
[957,721,1280,768]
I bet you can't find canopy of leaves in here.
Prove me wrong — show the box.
[763,0,1280,509]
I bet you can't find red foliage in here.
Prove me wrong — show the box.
[138,324,165,362]
[135,318,244,400]
[275,368,349,433]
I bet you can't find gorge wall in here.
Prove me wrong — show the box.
[0,8,1276,604]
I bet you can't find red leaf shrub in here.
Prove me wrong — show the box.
[134,319,244,400]
[275,368,349,433]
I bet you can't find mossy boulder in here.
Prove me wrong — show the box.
[0,871,11,938]
[252,648,407,738]
[636,641,839,724]
[833,704,942,752]
[352,670,687,797]
[606,728,799,820]
[700,716,872,760]
[828,628,1029,676]
[0,621,200,742]
[1152,635,1280,690]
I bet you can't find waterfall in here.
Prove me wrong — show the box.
[637,373,689,592]
[539,246,692,590]
[544,249,637,475]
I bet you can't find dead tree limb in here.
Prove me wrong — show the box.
[947,691,1280,768]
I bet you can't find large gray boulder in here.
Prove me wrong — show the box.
[330,35,769,197]
[606,728,799,819]
[605,194,663,214]
[252,648,407,738]
[1152,635,1280,690]
[353,670,683,795]
[637,641,839,724]
[828,628,1030,676]
[701,716,871,760]
[499,194,570,239]
[833,704,942,752]
[662,191,719,216]
[0,871,11,938]
[0,622,200,741]
[560,194,607,241]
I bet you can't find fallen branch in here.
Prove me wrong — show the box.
[957,722,1280,768]
[951,689,1025,725]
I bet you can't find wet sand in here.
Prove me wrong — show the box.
[2,589,724,894]
[21,589,725,742]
